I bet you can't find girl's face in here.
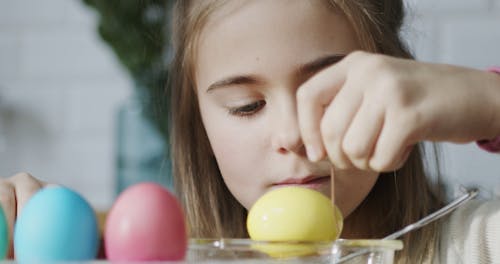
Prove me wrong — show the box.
[195,0,379,217]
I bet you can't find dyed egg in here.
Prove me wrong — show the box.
[14,187,99,262]
[0,205,8,259]
[247,187,343,242]
[105,182,187,261]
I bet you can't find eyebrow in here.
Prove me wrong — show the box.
[207,75,260,93]
[206,53,346,93]
[297,54,346,76]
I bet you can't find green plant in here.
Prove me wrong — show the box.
[82,0,172,138]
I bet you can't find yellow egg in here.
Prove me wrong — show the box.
[247,187,343,242]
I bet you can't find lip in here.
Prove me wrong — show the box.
[273,175,330,190]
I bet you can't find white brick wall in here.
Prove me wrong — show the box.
[0,34,20,81]
[0,0,132,210]
[0,0,499,211]
[440,17,500,68]
[411,0,490,11]
[20,29,123,79]
[405,0,500,198]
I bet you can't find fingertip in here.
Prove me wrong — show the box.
[369,140,415,172]
[306,144,324,162]
[325,144,355,170]
[368,158,385,172]
[395,145,414,170]
[332,159,354,170]
[15,180,46,222]
[42,183,61,188]
[369,153,400,172]
[348,158,370,171]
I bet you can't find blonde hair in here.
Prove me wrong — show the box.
[168,0,444,263]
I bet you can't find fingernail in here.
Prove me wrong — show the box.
[306,145,321,162]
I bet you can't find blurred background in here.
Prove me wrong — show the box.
[0,0,499,211]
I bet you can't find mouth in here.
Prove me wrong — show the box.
[272,175,330,190]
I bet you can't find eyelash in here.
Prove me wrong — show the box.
[228,100,266,117]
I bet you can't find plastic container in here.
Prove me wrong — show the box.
[187,238,403,263]
[332,239,403,264]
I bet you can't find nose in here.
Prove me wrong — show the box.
[271,110,306,156]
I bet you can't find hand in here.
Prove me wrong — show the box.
[297,51,500,172]
[0,173,49,258]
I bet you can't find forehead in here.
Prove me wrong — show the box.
[197,0,345,48]
[194,0,357,87]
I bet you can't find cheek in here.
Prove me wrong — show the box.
[206,118,261,168]
[335,170,379,217]
[211,131,267,209]
[211,134,251,178]
[200,107,269,209]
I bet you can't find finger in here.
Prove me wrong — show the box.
[342,99,385,170]
[13,178,43,220]
[369,115,415,172]
[40,179,63,189]
[321,83,362,169]
[0,182,16,258]
[42,182,60,188]
[5,173,43,217]
[393,145,414,170]
[297,60,349,162]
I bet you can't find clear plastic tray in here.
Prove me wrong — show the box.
[187,238,403,263]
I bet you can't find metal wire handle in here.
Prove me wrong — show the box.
[336,188,479,263]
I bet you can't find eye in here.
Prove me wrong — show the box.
[228,100,266,117]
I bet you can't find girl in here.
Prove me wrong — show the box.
[2,0,500,263]
[168,0,500,263]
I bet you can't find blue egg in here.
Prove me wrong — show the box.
[0,205,8,259]
[14,187,99,262]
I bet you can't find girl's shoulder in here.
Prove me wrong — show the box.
[436,198,500,263]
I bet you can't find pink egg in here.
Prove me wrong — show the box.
[105,182,187,261]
